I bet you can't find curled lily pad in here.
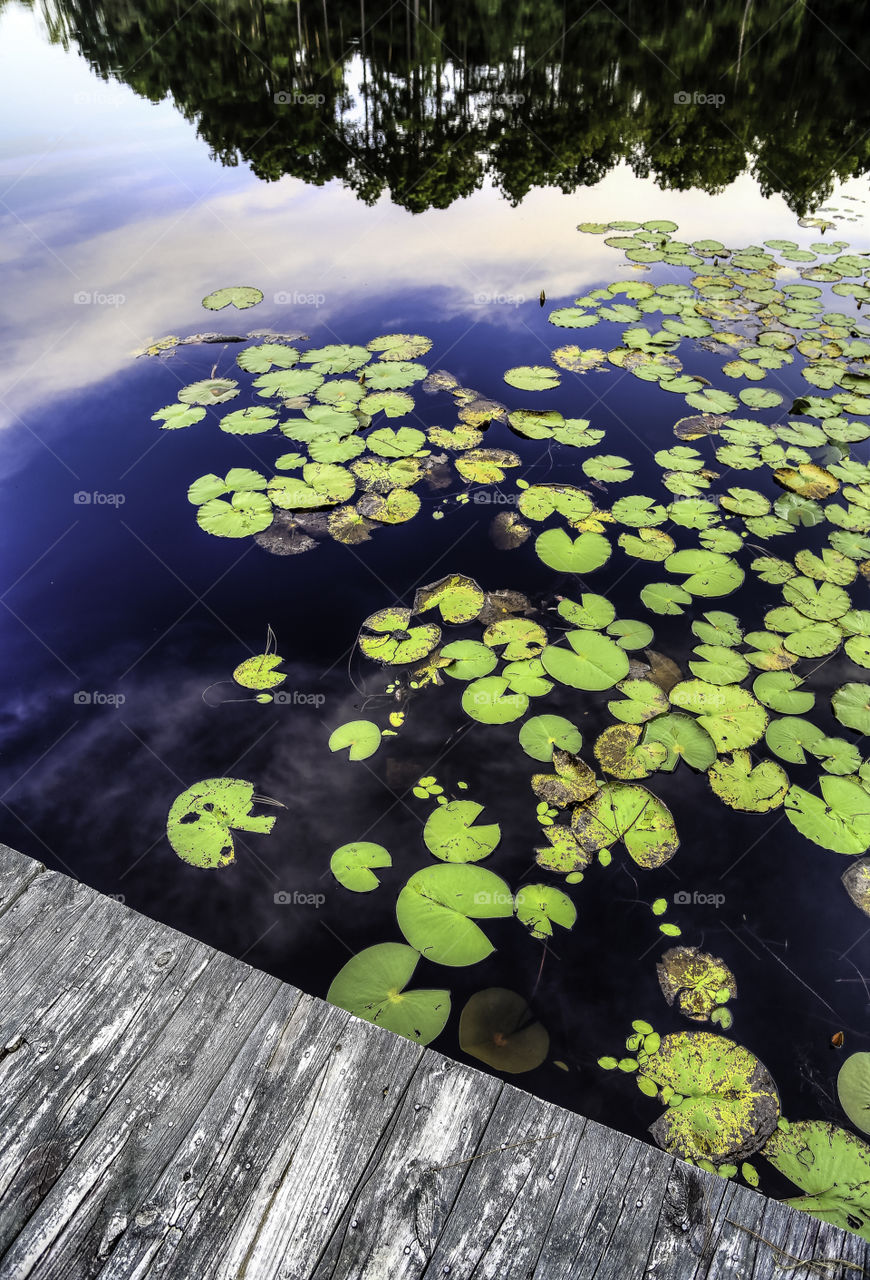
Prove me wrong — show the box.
[396,864,514,966]
[656,947,736,1021]
[459,988,549,1072]
[166,778,276,868]
[327,942,449,1044]
[532,750,598,808]
[179,377,240,405]
[330,842,392,892]
[642,1032,779,1165]
[414,574,484,624]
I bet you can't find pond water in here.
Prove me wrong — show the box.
[6,0,870,1230]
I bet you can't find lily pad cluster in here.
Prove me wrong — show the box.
[152,326,539,548]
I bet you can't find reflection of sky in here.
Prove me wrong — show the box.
[3,0,870,1139]
[4,3,870,449]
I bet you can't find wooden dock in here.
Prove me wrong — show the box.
[0,843,867,1280]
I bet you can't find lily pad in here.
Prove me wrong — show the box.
[328,719,382,761]
[572,782,679,868]
[396,864,514,966]
[459,988,549,1072]
[657,947,736,1021]
[166,778,276,868]
[519,714,583,762]
[763,1120,870,1241]
[330,842,392,892]
[423,801,500,863]
[327,942,449,1044]
[202,285,263,311]
[708,751,788,812]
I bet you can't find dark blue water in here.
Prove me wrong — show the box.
[2,0,870,1178]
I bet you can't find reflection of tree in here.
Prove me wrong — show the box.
[37,0,870,214]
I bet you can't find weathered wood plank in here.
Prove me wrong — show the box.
[0,842,868,1280]
[0,844,44,919]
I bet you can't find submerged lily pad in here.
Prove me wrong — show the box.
[459,988,549,1072]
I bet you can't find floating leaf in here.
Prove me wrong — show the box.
[396,864,514,966]
[462,676,528,724]
[541,632,629,691]
[202,285,263,311]
[642,713,717,771]
[669,681,768,751]
[657,947,737,1021]
[642,1032,779,1165]
[327,942,449,1044]
[423,801,500,863]
[197,492,273,538]
[708,751,788,812]
[233,653,286,690]
[441,640,498,681]
[166,778,275,869]
[330,842,392,892]
[763,1120,870,1241]
[415,574,484,624]
[328,720,382,761]
[179,377,240,406]
[833,683,870,734]
[535,528,611,574]
[608,679,669,725]
[519,714,583,762]
[515,884,577,940]
[531,750,598,808]
[504,365,560,391]
[367,333,432,362]
[572,782,679,868]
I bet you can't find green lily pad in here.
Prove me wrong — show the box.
[571,782,679,868]
[396,864,514,966]
[504,365,560,391]
[515,884,577,940]
[462,677,528,724]
[423,800,500,863]
[785,775,870,854]
[202,285,263,311]
[441,640,498,681]
[327,942,449,1044]
[166,778,276,868]
[328,719,382,761]
[197,492,273,538]
[642,713,717,771]
[833,683,870,734]
[233,653,286,690]
[519,715,584,762]
[669,681,768,751]
[763,1121,870,1241]
[330,841,392,892]
[541,632,630,691]
[535,528,612,574]
[708,751,788,812]
[641,1032,779,1165]
[415,574,484,624]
